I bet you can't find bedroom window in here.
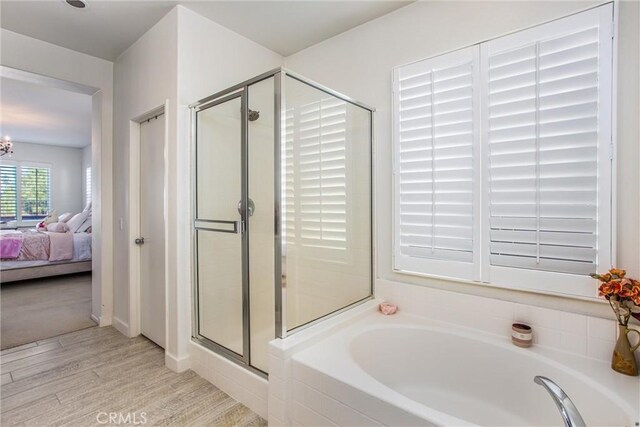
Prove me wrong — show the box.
[0,163,51,224]
[393,4,614,298]
[85,166,91,206]
[21,166,51,221]
[0,165,18,222]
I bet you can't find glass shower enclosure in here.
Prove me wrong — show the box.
[191,68,373,375]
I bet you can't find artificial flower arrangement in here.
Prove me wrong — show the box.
[591,268,640,376]
[591,268,640,325]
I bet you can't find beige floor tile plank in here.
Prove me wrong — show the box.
[0,342,62,366]
[1,372,12,385]
[0,343,38,356]
[0,394,61,426]
[6,334,149,380]
[28,366,178,426]
[1,370,98,412]
[1,327,265,427]
[9,337,154,382]
[3,342,161,399]
[162,388,234,427]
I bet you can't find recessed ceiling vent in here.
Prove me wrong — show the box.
[65,0,86,9]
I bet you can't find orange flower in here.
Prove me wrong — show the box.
[633,295,640,305]
[599,281,621,295]
[619,285,635,298]
[609,268,626,278]
[600,281,622,296]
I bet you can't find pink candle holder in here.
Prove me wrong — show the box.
[379,302,398,315]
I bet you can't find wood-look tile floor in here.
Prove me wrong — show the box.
[0,326,266,427]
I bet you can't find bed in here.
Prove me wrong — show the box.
[0,230,92,283]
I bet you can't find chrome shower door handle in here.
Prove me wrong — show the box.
[237,198,255,216]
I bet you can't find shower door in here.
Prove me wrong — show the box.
[194,91,249,361]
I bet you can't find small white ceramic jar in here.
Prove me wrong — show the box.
[512,323,533,348]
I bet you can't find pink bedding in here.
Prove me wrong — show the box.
[1,230,74,262]
[0,231,23,259]
[17,231,50,260]
[48,231,73,261]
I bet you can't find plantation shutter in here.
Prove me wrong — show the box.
[85,167,92,206]
[483,5,613,283]
[393,46,481,280]
[297,97,348,251]
[0,165,18,221]
[20,166,51,220]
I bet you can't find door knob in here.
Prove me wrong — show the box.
[237,198,255,216]
[135,237,145,245]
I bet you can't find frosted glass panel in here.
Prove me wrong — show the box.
[195,95,243,356]
[283,76,372,331]
[197,230,243,355]
[248,77,275,372]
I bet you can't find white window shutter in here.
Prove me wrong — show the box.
[286,97,349,256]
[0,165,18,222]
[393,46,481,280]
[481,4,613,296]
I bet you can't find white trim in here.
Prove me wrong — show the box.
[112,315,130,337]
[610,0,619,269]
[165,352,190,373]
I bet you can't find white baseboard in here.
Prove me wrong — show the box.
[165,352,190,373]
[112,316,130,336]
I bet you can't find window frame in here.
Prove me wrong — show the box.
[0,160,52,226]
[392,3,615,299]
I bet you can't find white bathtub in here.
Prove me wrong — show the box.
[288,308,639,426]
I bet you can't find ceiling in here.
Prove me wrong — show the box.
[0,77,92,148]
[183,1,413,57]
[0,1,413,60]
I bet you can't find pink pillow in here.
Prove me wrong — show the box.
[47,222,70,233]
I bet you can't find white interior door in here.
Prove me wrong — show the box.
[139,114,166,348]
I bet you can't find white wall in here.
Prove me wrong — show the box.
[113,7,178,341]
[285,0,640,318]
[1,29,113,325]
[112,5,282,374]
[175,6,282,370]
[6,142,85,216]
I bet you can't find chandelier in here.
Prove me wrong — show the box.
[1,136,13,157]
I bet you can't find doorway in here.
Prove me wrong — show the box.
[138,113,166,348]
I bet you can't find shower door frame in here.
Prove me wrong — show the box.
[191,89,252,370]
[190,68,376,376]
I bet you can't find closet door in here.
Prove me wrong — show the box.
[139,113,166,348]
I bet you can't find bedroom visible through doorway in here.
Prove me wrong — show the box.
[0,70,96,349]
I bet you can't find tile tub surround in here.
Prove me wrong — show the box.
[189,341,268,419]
[267,300,639,427]
[375,279,629,363]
